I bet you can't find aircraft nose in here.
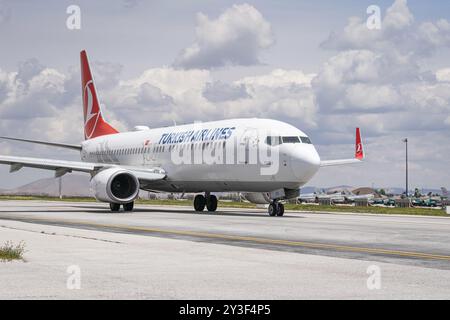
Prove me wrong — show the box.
[291,147,321,182]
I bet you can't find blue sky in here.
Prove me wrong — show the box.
[0,0,449,189]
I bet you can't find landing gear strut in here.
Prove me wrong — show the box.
[194,193,218,212]
[268,200,284,217]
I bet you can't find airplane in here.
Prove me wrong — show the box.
[342,191,375,203]
[0,50,365,217]
[298,190,321,204]
[297,189,347,204]
[442,187,449,199]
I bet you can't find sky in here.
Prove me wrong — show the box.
[0,0,449,190]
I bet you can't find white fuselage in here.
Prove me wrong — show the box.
[80,118,321,193]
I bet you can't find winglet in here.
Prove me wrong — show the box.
[355,127,364,160]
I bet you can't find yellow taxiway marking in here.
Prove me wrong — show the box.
[3,215,450,262]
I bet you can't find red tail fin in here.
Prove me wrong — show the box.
[355,127,364,160]
[80,50,118,140]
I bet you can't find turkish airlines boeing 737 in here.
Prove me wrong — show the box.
[0,51,364,216]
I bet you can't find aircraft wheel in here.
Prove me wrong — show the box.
[206,195,218,212]
[276,203,285,217]
[194,194,206,212]
[123,202,134,212]
[268,203,277,216]
[110,203,120,212]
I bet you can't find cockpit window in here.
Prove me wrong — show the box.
[282,136,301,144]
[265,136,282,146]
[266,136,311,145]
[300,136,312,144]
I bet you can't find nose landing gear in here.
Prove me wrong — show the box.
[194,193,218,212]
[268,200,285,217]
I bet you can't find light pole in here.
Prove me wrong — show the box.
[402,138,408,198]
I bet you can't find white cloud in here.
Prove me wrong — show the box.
[203,81,249,102]
[237,69,315,88]
[224,69,318,127]
[137,83,174,106]
[100,67,317,129]
[0,69,14,103]
[312,0,450,140]
[446,116,450,126]
[383,0,414,30]
[343,83,400,110]
[16,58,44,85]
[174,4,274,69]
[436,68,450,82]
[321,0,450,58]
[0,67,67,120]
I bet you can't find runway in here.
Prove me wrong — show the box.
[1,200,450,299]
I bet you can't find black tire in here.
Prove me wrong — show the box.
[123,202,134,212]
[194,194,206,212]
[276,203,285,217]
[206,195,218,212]
[268,203,277,216]
[110,203,120,212]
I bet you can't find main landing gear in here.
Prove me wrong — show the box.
[268,200,284,217]
[109,202,134,212]
[194,193,218,212]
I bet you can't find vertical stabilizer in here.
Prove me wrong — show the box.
[80,50,118,140]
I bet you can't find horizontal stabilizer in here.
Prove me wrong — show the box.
[320,128,365,167]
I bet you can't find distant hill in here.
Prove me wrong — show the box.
[0,174,91,197]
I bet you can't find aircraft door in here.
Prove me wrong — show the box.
[239,128,259,165]
[143,140,154,166]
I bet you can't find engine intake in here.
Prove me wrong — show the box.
[90,168,140,203]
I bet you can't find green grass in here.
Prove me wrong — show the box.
[0,241,26,262]
[0,195,95,202]
[0,195,447,217]
[283,203,448,217]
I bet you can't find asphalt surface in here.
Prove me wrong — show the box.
[0,200,450,299]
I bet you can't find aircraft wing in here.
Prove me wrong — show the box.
[0,136,82,151]
[0,155,166,181]
[320,128,365,167]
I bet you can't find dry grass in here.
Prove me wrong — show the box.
[0,241,26,262]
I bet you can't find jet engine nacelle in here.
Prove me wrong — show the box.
[90,168,140,203]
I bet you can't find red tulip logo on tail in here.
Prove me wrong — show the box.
[83,80,100,139]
